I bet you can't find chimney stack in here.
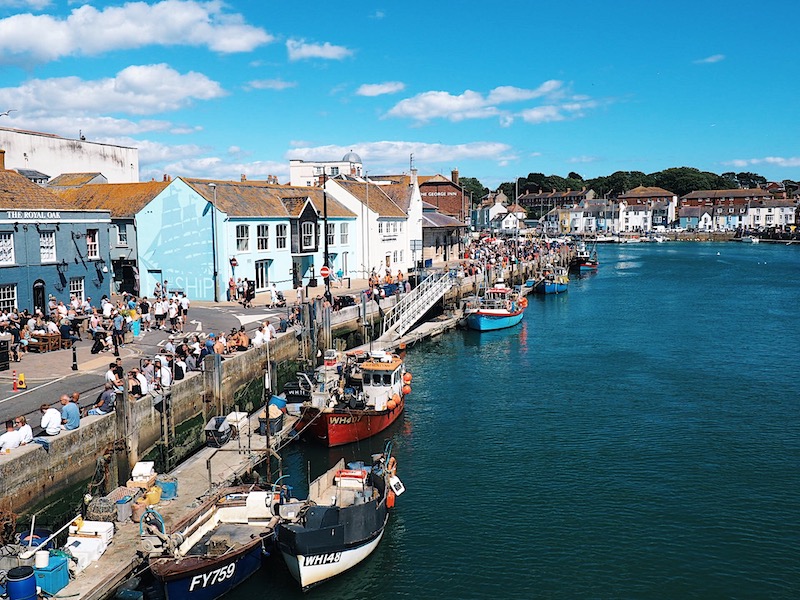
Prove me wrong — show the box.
[451,168,459,184]
[241,174,247,182]
[410,167,418,187]
[0,149,4,171]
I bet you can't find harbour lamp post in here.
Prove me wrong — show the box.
[207,183,220,302]
[322,175,331,304]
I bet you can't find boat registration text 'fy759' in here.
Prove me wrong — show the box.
[189,563,236,591]
[303,552,342,566]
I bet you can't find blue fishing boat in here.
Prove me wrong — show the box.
[145,487,281,600]
[532,266,569,294]
[464,283,526,331]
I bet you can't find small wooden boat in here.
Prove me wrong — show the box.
[145,487,281,600]
[276,443,404,590]
[292,350,411,447]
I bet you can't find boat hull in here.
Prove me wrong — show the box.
[465,309,524,331]
[297,396,405,447]
[280,524,387,590]
[532,281,568,294]
[152,539,265,600]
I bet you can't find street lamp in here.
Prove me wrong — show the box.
[207,183,219,302]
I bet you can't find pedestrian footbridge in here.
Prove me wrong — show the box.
[378,272,455,341]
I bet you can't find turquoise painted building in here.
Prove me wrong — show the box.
[135,178,357,302]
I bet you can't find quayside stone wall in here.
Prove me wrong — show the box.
[0,333,301,515]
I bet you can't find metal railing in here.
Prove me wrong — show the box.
[381,272,454,338]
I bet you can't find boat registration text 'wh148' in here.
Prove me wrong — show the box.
[303,552,342,566]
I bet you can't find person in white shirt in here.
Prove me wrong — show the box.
[164,335,176,354]
[252,328,265,348]
[0,420,22,451]
[39,404,62,436]
[153,358,173,390]
[81,297,92,313]
[134,369,149,395]
[15,416,33,445]
[102,298,113,318]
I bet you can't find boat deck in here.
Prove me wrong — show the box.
[58,409,298,600]
[186,523,264,556]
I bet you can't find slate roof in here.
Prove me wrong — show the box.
[423,211,464,228]
[0,167,66,209]
[183,178,355,219]
[16,169,49,180]
[332,180,406,218]
[52,181,170,217]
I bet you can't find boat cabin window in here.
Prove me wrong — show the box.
[363,372,372,385]
[382,373,391,385]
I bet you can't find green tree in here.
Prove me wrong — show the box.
[459,177,488,210]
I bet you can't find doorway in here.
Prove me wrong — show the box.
[32,280,45,315]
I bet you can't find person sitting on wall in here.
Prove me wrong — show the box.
[15,416,33,445]
[39,404,62,436]
[60,394,80,430]
[88,383,116,416]
[0,420,21,451]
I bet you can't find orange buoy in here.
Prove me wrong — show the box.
[402,384,411,396]
[392,393,400,404]
[387,400,396,410]
[403,372,413,383]
[387,489,396,508]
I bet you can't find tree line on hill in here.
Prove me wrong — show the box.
[459,167,799,205]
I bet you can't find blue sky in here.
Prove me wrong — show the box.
[0,0,798,188]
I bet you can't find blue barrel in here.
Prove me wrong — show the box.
[155,476,178,500]
[7,566,36,600]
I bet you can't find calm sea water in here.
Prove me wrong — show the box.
[237,242,800,599]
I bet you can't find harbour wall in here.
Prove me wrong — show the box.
[1,260,550,515]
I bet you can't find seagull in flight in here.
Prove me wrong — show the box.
[0,109,17,117]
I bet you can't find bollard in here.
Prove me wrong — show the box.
[72,342,78,371]
[12,370,17,392]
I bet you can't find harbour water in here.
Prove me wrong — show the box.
[237,242,800,599]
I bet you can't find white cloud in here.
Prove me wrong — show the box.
[386,81,583,124]
[567,155,599,164]
[2,113,175,138]
[519,99,598,124]
[0,64,225,116]
[245,79,297,91]
[0,0,273,64]
[156,156,288,181]
[0,0,51,8]
[356,82,405,97]
[286,39,353,61]
[694,54,725,64]
[287,140,514,172]
[370,10,385,19]
[724,156,800,168]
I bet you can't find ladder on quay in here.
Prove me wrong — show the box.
[379,272,455,340]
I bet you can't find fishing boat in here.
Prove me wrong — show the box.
[291,350,412,447]
[570,241,599,272]
[740,234,760,244]
[463,281,526,331]
[145,486,281,600]
[276,442,404,590]
[532,265,569,294]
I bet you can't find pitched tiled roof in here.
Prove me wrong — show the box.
[380,182,415,212]
[681,188,772,200]
[47,173,104,187]
[0,168,66,209]
[52,181,170,217]
[183,179,355,219]
[619,185,675,198]
[332,180,406,217]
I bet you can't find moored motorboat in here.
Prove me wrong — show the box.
[740,235,760,244]
[276,443,404,590]
[144,487,281,600]
[463,281,526,331]
[291,350,411,447]
[532,265,569,294]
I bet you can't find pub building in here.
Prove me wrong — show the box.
[0,150,112,314]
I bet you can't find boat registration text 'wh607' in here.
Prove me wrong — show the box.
[188,563,236,591]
